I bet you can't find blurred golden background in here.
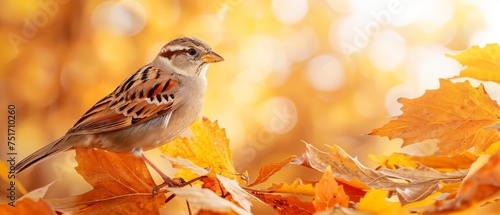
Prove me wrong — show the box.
[1,0,499,213]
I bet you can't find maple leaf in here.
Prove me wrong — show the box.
[0,198,56,215]
[251,192,315,215]
[313,165,349,211]
[248,155,296,187]
[0,182,56,215]
[160,117,239,181]
[371,79,500,156]
[46,148,166,215]
[426,150,500,214]
[446,43,500,83]
[293,143,467,204]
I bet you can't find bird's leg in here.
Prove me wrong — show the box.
[140,154,180,194]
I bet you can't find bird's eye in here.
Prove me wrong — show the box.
[187,48,197,56]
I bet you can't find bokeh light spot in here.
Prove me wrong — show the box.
[368,30,407,72]
[272,0,308,24]
[259,97,297,134]
[305,55,345,92]
[92,0,146,36]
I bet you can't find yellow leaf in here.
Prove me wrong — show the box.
[357,190,402,214]
[266,178,316,196]
[160,117,238,181]
[348,189,441,215]
[371,79,500,156]
[485,141,500,155]
[446,43,500,83]
[369,152,477,171]
[313,165,349,211]
[0,161,27,195]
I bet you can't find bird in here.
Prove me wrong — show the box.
[15,36,224,188]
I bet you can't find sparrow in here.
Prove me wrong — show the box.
[15,36,224,187]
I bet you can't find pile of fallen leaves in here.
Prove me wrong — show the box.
[3,44,500,214]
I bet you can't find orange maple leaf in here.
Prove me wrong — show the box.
[248,155,296,187]
[0,198,56,215]
[446,43,500,83]
[47,148,166,215]
[313,165,349,211]
[371,79,500,155]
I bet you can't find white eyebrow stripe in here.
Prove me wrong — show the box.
[167,45,188,51]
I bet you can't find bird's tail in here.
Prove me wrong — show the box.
[15,137,68,174]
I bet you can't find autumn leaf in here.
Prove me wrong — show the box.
[426,150,500,214]
[357,189,442,215]
[251,192,315,215]
[369,152,477,171]
[357,189,402,214]
[160,117,239,181]
[0,161,27,195]
[248,155,296,187]
[46,148,166,215]
[293,143,466,204]
[216,174,253,212]
[167,187,251,215]
[0,198,56,215]
[0,182,56,215]
[265,178,316,196]
[313,165,349,211]
[446,43,500,83]
[371,79,500,155]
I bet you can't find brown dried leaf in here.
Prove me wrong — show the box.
[293,143,467,204]
[46,148,166,215]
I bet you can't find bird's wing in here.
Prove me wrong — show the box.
[67,65,182,135]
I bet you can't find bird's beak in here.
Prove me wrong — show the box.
[201,51,224,63]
